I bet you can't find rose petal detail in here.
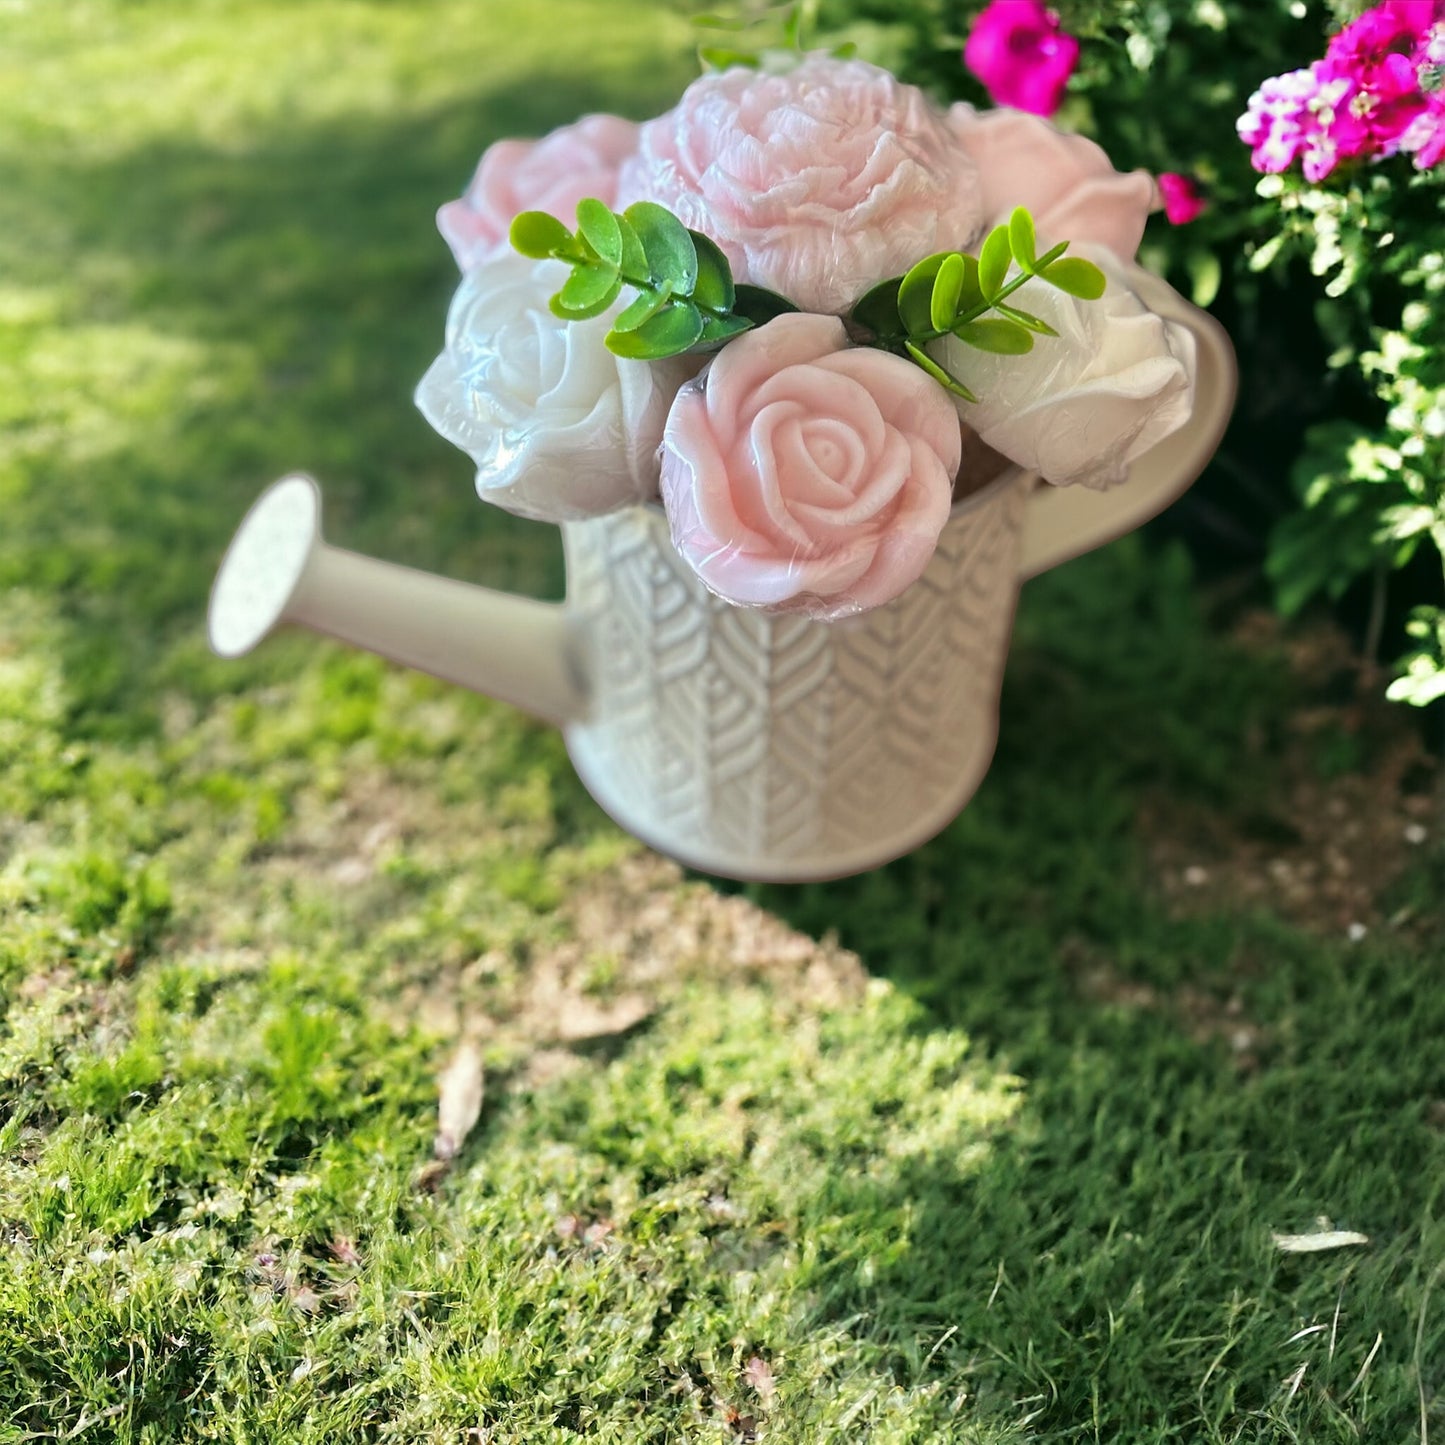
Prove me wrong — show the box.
[661,313,961,618]
[620,56,985,314]
[416,253,699,520]
[947,106,1155,263]
[439,114,640,271]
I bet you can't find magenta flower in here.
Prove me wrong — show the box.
[1238,0,1445,177]
[1401,99,1445,167]
[964,0,1080,117]
[1401,10,1445,166]
[1156,172,1207,224]
[1317,0,1437,154]
[1236,66,1352,180]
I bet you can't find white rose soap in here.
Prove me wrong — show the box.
[415,253,698,521]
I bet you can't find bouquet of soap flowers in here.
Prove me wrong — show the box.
[416,53,1200,621]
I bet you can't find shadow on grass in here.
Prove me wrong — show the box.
[705,545,1445,1438]
[2,70,691,729]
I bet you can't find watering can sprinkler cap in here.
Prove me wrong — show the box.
[208,473,323,659]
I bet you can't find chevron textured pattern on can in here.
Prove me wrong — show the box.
[562,474,1027,873]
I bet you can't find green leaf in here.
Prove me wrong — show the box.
[611,281,674,333]
[1034,240,1070,271]
[696,313,753,348]
[1388,607,1445,705]
[905,341,978,402]
[575,198,622,267]
[509,210,571,260]
[995,303,1058,337]
[978,223,1013,301]
[615,214,647,279]
[850,277,904,339]
[898,253,949,335]
[689,230,735,313]
[1041,256,1107,300]
[952,318,1034,355]
[551,264,622,320]
[624,201,698,292]
[606,300,704,358]
[733,284,799,326]
[1187,249,1222,309]
[1008,208,1037,271]
[698,45,759,69]
[1387,666,1445,706]
[930,253,965,332]
[954,254,985,315]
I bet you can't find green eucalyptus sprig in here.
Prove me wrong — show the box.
[509,199,795,361]
[850,208,1107,402]
[510,200,1105,400]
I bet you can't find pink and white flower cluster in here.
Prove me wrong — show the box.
[1237,0,1445,179]
[418,56,1198,619]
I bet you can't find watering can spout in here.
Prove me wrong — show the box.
[207,475,586,726]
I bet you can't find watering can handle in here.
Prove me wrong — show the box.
[1016,268,1237,582]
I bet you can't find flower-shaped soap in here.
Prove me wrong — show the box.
[947,106,1155,262]
[438,114,640,271]
[930,245,1196,490]
[620,56,985,315]
[416,253,697,520]
[661,313,961,618]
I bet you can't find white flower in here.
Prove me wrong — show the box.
[931,245,1197,489]
[415,253,698,521]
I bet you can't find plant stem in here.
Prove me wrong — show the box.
[888,268,1054,348]
[612,269,730,322]
[1362,561,1387,670]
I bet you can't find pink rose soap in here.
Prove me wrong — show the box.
[660,313,959,619]
[438,114,639,271]
[619,56,985,315]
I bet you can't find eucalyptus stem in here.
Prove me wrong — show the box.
[901,270,1049,346]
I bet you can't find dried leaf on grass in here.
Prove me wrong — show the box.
[1272,1227,1370,1253]
[435,1040,485,1162]
[744,1355,777,1403]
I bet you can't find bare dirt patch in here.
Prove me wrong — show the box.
[1074,955,1269,1072]
[405,849,868,1079]
[1140,613,1441,941]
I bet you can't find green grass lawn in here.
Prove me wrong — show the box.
[2,2,1443,1439]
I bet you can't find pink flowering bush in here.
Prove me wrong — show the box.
[660,314,960,618]
[1225,0,1445,703]
[1237,0,1443,180]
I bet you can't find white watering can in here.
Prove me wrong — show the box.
[208,271,1235,883]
